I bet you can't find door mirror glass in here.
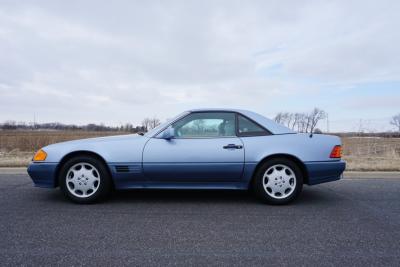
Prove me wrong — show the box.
[160,126,175,140]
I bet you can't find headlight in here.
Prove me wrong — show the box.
[33,149,47,161]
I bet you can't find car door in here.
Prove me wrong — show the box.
[142,112,244,182]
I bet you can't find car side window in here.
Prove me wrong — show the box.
[237,115,269,136]
[172,112,236,138]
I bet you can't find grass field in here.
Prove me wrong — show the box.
[0,131,125,167]
[1,130,399,171]
[342,137,400,171]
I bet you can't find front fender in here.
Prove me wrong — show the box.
[39,135,149,163]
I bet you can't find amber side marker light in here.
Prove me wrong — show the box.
[33,149,47,161]
[330,145,342,158]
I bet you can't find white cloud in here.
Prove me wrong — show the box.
[344,95,400,110]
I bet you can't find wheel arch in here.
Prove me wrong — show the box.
[251,153,309,185]
[54,150,113,188]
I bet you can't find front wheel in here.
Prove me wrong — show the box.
[253,158,303,205]
[59,156,112,204]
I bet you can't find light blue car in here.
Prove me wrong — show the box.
[28,109,345,204]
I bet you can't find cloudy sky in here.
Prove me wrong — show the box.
[0,0,399,132]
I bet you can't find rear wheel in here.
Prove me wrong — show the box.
[253,158,303,205]
[59,156,111,204]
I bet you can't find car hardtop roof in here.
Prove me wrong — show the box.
[189,108,247,113]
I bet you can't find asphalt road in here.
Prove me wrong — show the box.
[1,173,400,266]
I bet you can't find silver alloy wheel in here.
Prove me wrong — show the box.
[262,164,296,199]
[66,162,101,198]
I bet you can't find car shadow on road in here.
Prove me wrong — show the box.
[110,189,257,204]
[125,188,330,203]
[42,186,336,206]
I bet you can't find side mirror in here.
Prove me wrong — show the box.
[161,127,175,140]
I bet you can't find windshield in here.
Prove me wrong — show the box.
[144,111,189,137]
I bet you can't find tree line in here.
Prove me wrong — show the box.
[274,107,326,133]
[275,109,400,133]
[1,111,399,133]
[0,117,162,133]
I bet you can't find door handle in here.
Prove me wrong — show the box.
[223,144,243,149]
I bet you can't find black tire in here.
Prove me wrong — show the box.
[252,158,303,205]
[59,155,112,204]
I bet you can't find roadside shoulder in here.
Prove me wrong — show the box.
[344,171,400,179]
[0,167,27,174]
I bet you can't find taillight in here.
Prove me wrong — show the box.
[330,145,342,158]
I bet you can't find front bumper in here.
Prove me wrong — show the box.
[27,162,58,188]
[304,160,346,185]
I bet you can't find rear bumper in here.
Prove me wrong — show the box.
[27,162,58,188]
[304,160,346,185]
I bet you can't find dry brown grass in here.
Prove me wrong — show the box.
[0,130,126,167]
[0,151,33,167]
[1,131,400,170]
[0,130,125,152]
[342,137,400,171]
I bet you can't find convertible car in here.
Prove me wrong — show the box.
[28,109,345,204]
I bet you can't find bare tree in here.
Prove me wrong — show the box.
[2,120,17,130]
[274,112,291,127]
[141,117,161,132]
[303,114,311,133]
[391,113,400,132]
[285,113,293,128]
[291,113,301,130]
[274,108,327,133]
[274,112,285,124]
[124,123,133,132]
[149,117,161,130]
[141,118,151,132]
[308,108,326,133]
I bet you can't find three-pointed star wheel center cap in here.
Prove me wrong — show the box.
[274,175,286,187]
[77,174,89,186]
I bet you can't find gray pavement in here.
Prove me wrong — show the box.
[0,172,400,266]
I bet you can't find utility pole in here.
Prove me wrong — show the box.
[33,113,37,129]
[326,113,329,133]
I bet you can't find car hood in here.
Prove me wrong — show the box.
[41,134,149,163]
[49,133,143,146]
